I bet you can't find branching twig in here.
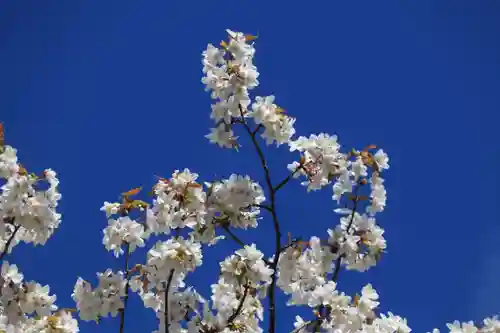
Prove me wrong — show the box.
[252,203,272,213]
[252,124,263,136]
[238,105,282,333]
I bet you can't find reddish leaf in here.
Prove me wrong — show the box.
[245,34,258,41]
[363,144,377,151]
[122,187,142,197]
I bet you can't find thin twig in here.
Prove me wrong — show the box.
[273,166,302,193]
[0,223,20,262]
[222,225,246,247]
[252,124,263,136]
[252,203,272,213]
[226,284,249,326]
[118,243,131,333]
[164,268,175,333]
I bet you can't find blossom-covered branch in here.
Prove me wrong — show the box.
[1,28,499,333]
[0,124,79,332]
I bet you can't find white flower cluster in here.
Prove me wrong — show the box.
[291,284,411,333]
[327,210,386,272]
[248,95,296,146]
[276,139,390,324]
[202,29,296,148]
[366,169,387,216]
[277,236,336,307]
[1,310,78,333]
[287,133,347,191]
[0,262,56,322]
[435,318,500,333]
[0,146,19,179]
[148,169,207,235]
[126,241,206,332]
[72,269,126,322]
[0,262,78,333]
[146,236,203,284]
[102,215,148,257]
[0,145,62,251]
[180,244,271,333]
[219,244,273,289]
[75,160,271,330]
[144,169,265,243]
[205,174,266,229]
[0,137,76,333]
[149,287,205,333]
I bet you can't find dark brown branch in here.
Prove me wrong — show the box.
[222,225,246,247]
[238,105,282,333]
[118,243,131,333]
[252,203,272,213]
[273,165,303,193]
[0,222,20,262]
[252,124,264,136]
[226,284,250,326]
[164,268,175,333]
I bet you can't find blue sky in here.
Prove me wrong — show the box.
[1,1,499,332]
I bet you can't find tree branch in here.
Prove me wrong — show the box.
[238,105,282,333]
[252,203,272,213]
[273,166,302,193]
[118,243,131,333]
[222,225,246,247]
[225,284,249,327]
[164,268,175,333]
[0,222,20,262]
[252,124,263,136]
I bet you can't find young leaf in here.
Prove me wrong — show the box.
[122,187,142,198]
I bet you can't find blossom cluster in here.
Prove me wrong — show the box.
[0,143,62,253]
[0,131,77,333]
[74,167,267,331]
[72,270,127,322]
[176,244,271,333]
[202,29,296,148]
[205,174,265,229]
[0,261,78,333]
[102,216,148,257]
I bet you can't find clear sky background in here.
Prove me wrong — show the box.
[1,1,499,332]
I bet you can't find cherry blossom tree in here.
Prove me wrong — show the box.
[0,30,498,333]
